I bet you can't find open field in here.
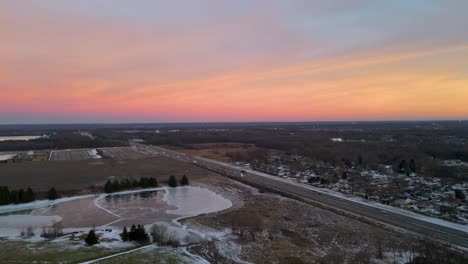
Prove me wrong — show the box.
[170,142,281,163]
[47,146,159,161]
[49,149,95,161]
[90,246,206,264]
[184,177,444,264]
[99,146,158,159]
[0,155,220,192]
[0,239,137,264]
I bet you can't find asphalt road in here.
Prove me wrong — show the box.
[138,144,468,251]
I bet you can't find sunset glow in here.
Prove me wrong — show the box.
[1,1,468,123]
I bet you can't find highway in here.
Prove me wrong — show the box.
[137,144,468,251]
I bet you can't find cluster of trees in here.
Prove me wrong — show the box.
[0,186,59,205]
[0,186,36,205]
[168,175,189,187]
[120,225,149,243]
[397,159,417,175]
[47,187,59,200]
[104,177,158,193]
[103,175,189,193]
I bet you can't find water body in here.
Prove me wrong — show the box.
[0,135,44,141]
[0,186,232,236]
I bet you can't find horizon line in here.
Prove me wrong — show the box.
[0,119,467,126]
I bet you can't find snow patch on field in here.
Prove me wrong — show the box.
[88,149,102,159]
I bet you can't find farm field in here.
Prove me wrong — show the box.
[0,155,219,192]
[99,146,158,159]
[49,149,96,161]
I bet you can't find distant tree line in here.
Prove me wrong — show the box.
[0,186,35,205]
[0,186,59,205]
[104,175,189,193]
[104,177,158,193]
[0,132,127,152]
[133,125,468,183]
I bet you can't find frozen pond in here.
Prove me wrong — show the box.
[0,186,232,237]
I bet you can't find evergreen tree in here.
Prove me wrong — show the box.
[168,175,178,187]
[134,225,149,242]
[17,189,25,203]
[409,159,417,173]
[132,179,139,188]
[47,187,59,200]
[120,226,129,241]
[10,190,18,204]
[104,180,113,193]
[112,180,120,192]
[121,179,131,189]
[129,224,137,241]
[85,229,99,245]
[24,188,35,203]
[149,177,158,187]
[139,177,150,188]
[126,224,149,243]
[180,175,189,186]
[0,186,11,205]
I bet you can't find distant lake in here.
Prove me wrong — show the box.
[0,135,44,142]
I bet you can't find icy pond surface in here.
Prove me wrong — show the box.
[0,186,232,237]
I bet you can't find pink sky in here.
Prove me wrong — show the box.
[1,1,468,123]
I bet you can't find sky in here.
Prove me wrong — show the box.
[1,0,468,124]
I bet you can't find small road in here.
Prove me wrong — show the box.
[136,144,468,251]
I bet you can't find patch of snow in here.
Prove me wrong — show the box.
[88,149,102,159]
